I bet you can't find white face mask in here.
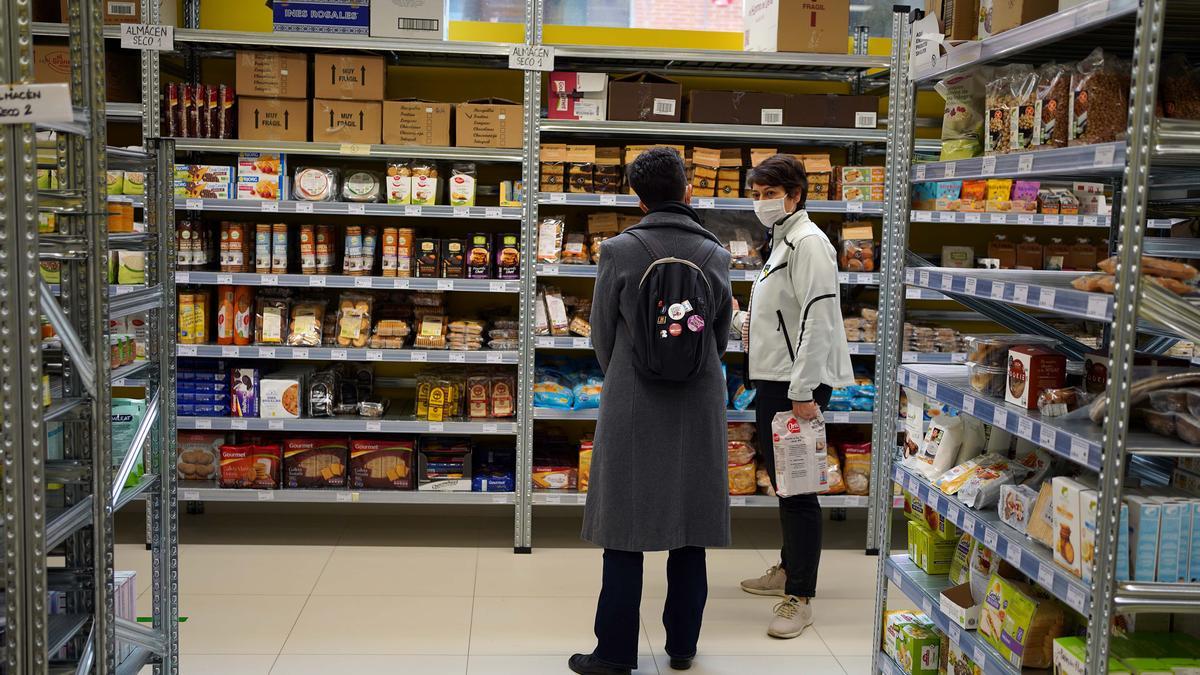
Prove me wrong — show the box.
[753,197,789,227]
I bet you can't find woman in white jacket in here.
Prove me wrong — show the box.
[737,154,855,639]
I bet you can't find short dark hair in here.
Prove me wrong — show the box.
[627,146,688,208]
[746,154,808,207]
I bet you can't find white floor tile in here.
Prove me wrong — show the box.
[178,654,277,675]
[178,544,333,595]
[809,598,879,657]
[837,655,876,675]
[652,653,847,674]
[312,546,477,597]
[641,598,831,656]
[467,654,660,675]
[469,596,652,656]
[177,595,307,655]
[271,654,467,674]
[281,595,473,654]
[474,547,602,598]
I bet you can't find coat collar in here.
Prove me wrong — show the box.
[627,210,722,245]
[771,208,815,246]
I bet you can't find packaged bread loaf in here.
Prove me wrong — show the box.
[335,293,372,348]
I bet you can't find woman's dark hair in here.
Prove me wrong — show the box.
[746,153,808,207]
[627,146,688,208]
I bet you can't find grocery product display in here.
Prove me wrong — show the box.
[874,3,1200,674]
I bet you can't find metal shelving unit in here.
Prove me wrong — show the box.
[871,2,1200,672]
[8,0,179,669]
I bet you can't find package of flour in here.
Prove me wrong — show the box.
[771,411,828,497]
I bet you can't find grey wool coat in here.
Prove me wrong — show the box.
[581,209,734,552]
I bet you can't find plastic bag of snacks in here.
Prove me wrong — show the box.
[728,459,756,496]
[823,447,846,495]
[935,69,988,161]
[842,442,871,495]
[769,412,828,497]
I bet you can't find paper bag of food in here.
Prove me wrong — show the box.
[770,411,829,497]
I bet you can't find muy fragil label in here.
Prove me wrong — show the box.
[0,83,72,124]
[120,23,174,51]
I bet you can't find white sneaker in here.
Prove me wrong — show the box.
[768,595,813,639]
[739,564,786,597]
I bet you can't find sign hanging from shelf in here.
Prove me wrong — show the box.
[908,15,941,78]
[119,24,174,51]
[508,45,555,72]
[0,83,71,124]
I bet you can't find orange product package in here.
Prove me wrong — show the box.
[219,443,281,489]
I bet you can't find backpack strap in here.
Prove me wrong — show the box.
[626,229,667,263]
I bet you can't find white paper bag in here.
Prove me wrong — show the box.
[771,411,828,497]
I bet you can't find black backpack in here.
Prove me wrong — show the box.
[626,228,718,382]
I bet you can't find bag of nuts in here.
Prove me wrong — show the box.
[985,65,1033,156]
[1007,66,1039,153]
[1069,47,1129,146]
[1034,63,1072,149]
[1160,54,1200,121]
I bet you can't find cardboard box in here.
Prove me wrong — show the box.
[607,71,682,123]
[349,439,413,489]
[987,0,1056,36]
[218,442,281,489]
[382,100,450,146]
[744,0,850,54]
[1127,494,1161,582]
[273,0,369,34]
[1053,636,1133,675]
[785,94,879,129]
[313,99,382,144]
[1154,497,1185,582]
[928,0,978,40]
[313,54,385,101]
[283,438,348,488]
[236,51,308,99]
[455,98,522,148]
[1052,476,1087,577]
[261,372,303,418]
[33,45,140,102]
[370,0,442,39]
[1005,344,1065,409]
[939,582,980,629]
[236,96,307,142]
[907,519,958,575]
[686,90,786,126]
[548,71,608,121]
[92,0,177,25]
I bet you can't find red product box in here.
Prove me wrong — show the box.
[547,71,608,121]
[1005,345,1066,409]
[219,443,282,489]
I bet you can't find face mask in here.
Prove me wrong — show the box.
[753,197,788,227]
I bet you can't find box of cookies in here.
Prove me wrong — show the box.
[261,369,305,418]
[284,438,348,488]
[349,439,414,489]
[219,442,282,489]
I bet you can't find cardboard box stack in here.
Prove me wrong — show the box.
[383,99,451,146]
[456,98,523,148]
[236,51,309,142]
[312,53,385,144]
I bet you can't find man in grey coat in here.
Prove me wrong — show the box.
[570,147,734,675]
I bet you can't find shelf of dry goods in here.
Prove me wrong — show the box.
[909,210,1180,230]
[882,554,1021,675]
[533,490,887,508]
[540,119,890,144]
[912,142,1126,182]
[175,198,523,219]
[535,264,882,287]
[172,138,524,163]
[893,463,1090,616]
[177,344,518,365]
[549,44,891,73]
[910,0,1138,83]
[176,482,516,505]
[899,364,1195,473]
[177,416,517,435]
[174,271,520,294]
[537,192,884,215]
[905,267,1111,321]
[533,407,882,425]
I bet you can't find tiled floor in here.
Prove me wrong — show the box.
[118,511,909,674]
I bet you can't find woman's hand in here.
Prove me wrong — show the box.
[792,400,820,420]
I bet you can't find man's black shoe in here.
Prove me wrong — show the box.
[568,653,632,675]
[668,655,694,670]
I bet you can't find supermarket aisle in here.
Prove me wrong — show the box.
[119,512,897,675]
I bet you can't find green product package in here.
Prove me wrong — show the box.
[117,251,146,285]
[1054,636,1132,675]
[896,622,941,675]
[904,489,926,523]
[111,398,147,487]
[1122,659,1174,675]
[883,610,933,662]
[122,171,145,195]
[908,519,959,575]
[980,574,1037,668]
[106,170,124,195]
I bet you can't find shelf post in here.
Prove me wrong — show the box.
[1087,0,1167,669]
[869,7,916,671]
[0,0,49,665]
[515,0,544,554]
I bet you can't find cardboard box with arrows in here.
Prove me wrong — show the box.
[238,97,308,142]
[313,54,385,101]
[313,99,382,144]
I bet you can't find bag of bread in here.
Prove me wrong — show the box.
[823,447,846,495]
[287,300,326,347]
[255,295,289,345]
[842,442,871,495]
[728,458,756,496]
[335,293,373,348]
